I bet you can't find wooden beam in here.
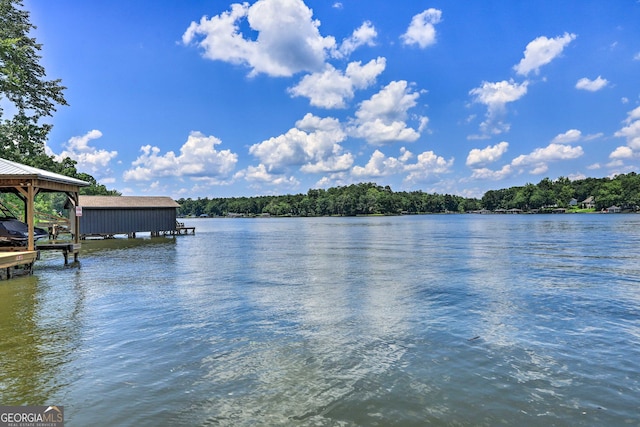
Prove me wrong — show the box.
[27,184,35,251]
[73,192,81,248]
[8,180,39,251]
[65,192,82,249]
[34,179,82,193]
[15,185,28,199]
[0,182,78,193]
[0,178,34,188]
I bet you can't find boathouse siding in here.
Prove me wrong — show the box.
[77,196,179,236]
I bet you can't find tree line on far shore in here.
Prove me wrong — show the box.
[176,172,640,217]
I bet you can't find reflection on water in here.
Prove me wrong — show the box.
[0,271,85,405]
[1,216,639,426]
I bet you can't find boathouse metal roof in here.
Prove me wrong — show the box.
[0,158,90,188]
[79,196,180,209]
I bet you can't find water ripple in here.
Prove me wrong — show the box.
[1,215,639,426]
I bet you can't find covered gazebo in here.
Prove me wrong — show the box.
[0,158,89,270]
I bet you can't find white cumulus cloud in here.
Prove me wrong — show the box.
[123,131,238,181]
[352,149,406,177]
[182,0,335,77]
[404,150,454,182]
[352,147,453,182]
[470,142,583,180]
[614,106,640,150]
[401,8,442,48]
[288,57,386,108]
[470,80,529,109]
[469,79,528,136]
[511,143,584,173]
[470,164,513,180]
[609,146,633,159]
[240,163,299,186]
[466,141,509,166]
[48,129,118,178]
[552,129,582,143]
[552,128,602,143]
[335,21,377,58]
[350,80,423,145]
[513,32,576,76]
[575,76,609,91]
[249,113,352,173]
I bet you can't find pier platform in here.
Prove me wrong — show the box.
[37,242,81,265]
[152,222,195,237]
[0,250,38,279]
[162,225,195,236]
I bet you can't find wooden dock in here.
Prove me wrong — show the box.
[0,242,82,280]
[0,250,38,280]
[163,225,195,236]
[86,222,195,239]
[152,222,195,236]
[36,242,81,265]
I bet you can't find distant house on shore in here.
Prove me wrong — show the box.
[606,205,622,213]
[470,209,492,214]
[569,198,578,207]
[580,196,595,209]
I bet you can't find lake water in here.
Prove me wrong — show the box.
[0,215,639,426]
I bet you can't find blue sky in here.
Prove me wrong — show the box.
[24,0,640,198]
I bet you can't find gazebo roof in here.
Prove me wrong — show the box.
[0,158,88,252]
[0,158,90,188]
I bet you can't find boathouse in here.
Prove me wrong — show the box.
[76,196,181,238]
[0,158,89,277]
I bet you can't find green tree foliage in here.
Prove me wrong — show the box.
[478,174,640,212]
[595,179,623,210]
[0,0,117,197]
[76,173,121,196]
[176,174,640,217]
[0,0,66,161]
[177,183,479,217]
